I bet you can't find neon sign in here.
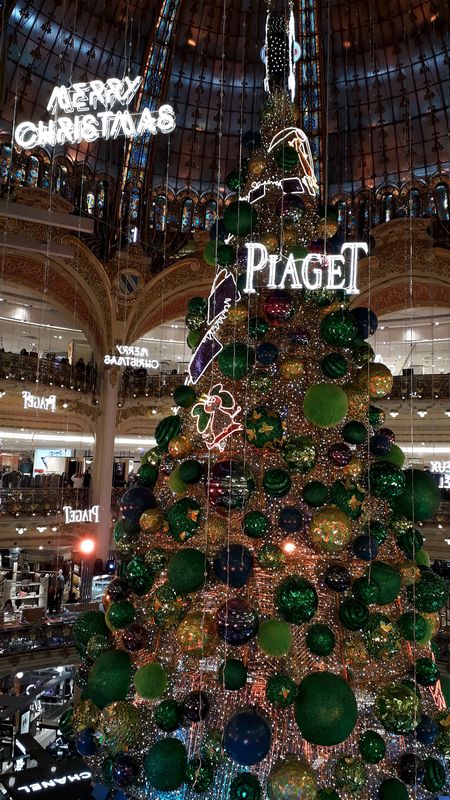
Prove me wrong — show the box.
[22,391,56,412]
[14,75,176,149]
[243,242,367,295]
[192,384,243,451]
[104,345,159,370]
[63,505,99,524]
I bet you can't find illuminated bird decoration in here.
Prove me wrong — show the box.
[191,384,243,451]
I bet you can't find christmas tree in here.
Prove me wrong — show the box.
[66,14,449,800]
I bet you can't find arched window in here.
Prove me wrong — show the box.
[26,156,39,187]
[181,198,194,231]
[408,188,421,217]
[205,200,217,229]
[435,184,449,221]
[357,202,369,239]
[0,145,12,184]
[12,157,26,185]
[129,187,141,223]
[192,207,203,228]
[96,181,107,218]
[85,190,95,214]
[337,201,347,232]
[40,164,50,189]
[154,195,167,231]
[55,165,68,196]
[382,193,395,222]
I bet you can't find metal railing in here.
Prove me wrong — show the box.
[0,488,90,518]
[0,352,98,394]
[119,371,184,399]
[390,373,450,400]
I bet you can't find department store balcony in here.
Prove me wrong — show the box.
[0,616,79,678]
[0,352,98,395]
[0,488,90,519]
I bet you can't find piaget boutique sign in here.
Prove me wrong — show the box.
[14,75,176,149]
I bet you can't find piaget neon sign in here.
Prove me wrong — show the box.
[22,391,56,412]
[14,75,176,149]
[104,345,159,370]
[63,505,99,524]
[243,241,367,295]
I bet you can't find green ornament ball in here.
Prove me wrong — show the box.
[321,352,348,379]
[169,466,190,494]
[226,169,245,191]
[415,657,440,686]
[415,549,430,567]
[248,369,273,392]
[149,583,189,629]
[145,737,187,791]
[378,778,408,800]
[230,773,261,800]
[186,310,206,331]
[145,546,170,574]
[367,561,401,605]
[339,598,369,631]
[114,518,139,544]
[352,576,379,605]
[86,633,112,661]
[334,757,366,794]
[330,479,365,520]
[167,547,207,594]
[218,342,254,380]
[257,618,293,657]
[320,310,358,347]
[258,543,285,572]
[423,756,446,792]
[392,468,441,521]
[276,575,318,624]
[126,556,154,596]
[166,497,201,542]
[303,383,348,429]
[73,611,109,655]
[397,526,424,558]
[363,613,400,660]
[200,729,224,768]
[203,240,218,266]
[295,672,358,746]
[358,730,386,764]
[408,570,448,612]
[274,143,299,170]
[353,342,375,366]
[178,459,203,484]
[185,757,214,793]
[105,600,135,631]
[155,414,182,451]
[154,698,183,731]
[173,385,197,408]
[137,462,158,487]
[282,436,316,473]
[368,462,406,501]
[218,658,247,690]
[245,406,283,448]
[187,330,202,349]
[306,623,336,656]
[266,673,297,707]
[263,468,292,497]
[188,296,208,315]
[243,510,270,539]
[303,480,329,507]
[368,405,385,428]
[397,611,430,642]
[223,200,256,235]
[342,420,367,445]
[374,683,421,733]
[248,316,269,339]
[377,443,406,468]
[363,519,388,545]
[217,243,235,266]
[317,791,341,800]
[86,650,132,709]
[134,662,167,700]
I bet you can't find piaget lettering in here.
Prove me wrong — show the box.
[104,345,159,370]
[63,505,99,524]
[243,242,368,295]
[22,391,56,412]
[14,75,176,149]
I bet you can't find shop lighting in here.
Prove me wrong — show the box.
[389,410,399,417]
[399,445,450,456]
[15,672,24,679]
[417,410,428,418]
[80,537,95,555]
[0,430,156,446]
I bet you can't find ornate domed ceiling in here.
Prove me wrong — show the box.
[1,0,448,197]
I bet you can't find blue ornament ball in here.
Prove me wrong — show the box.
[256,342,279,365]
[213,544,254,588]
[279,507,303,532]
[351,306,378,338]
[416,714,439,745]
[75,727,97,756]
[223,711,271,765]
[352,535,379,562]
[112,754,138,786]
[216,599,259,645]
[120,486,156,523]
[370,434,392,456]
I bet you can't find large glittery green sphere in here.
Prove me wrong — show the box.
[154,698,183,731]
[374,683,421,733]
[223,200,256,235]
[274,143,299,170]
[415,657,440,686]
[368,462,406,501]
[155,414,182,451]
[166,497,201,542]
[363,519,387,545]
[342,420,367,445]
[249,369,273,392]
[317,791,341,800]
[245,407,283,447]
[218,343,254,380]
[185,757,215,793]
[86,650,132,709]
[263,468,292,497]
[105,600,135,631]
[392,468,441,521]
[266,673,297,707]
[230,773,261,800]
[145,738,187,791]
[334,757,366,794]
[73,610,109,655]
[407,570,448,612]
[282,436,316,473]
[149,583,189,629]
[358,730,386,763]
[423,756,446,792]
[378,778,409,800]
[243,510,270,539]
[267,756,317,800]
[276,576,318,624]
[86,633,112,661]
[173,384,197,408]
[218,658,247,690]
[167,547,208,594]
[368,405,385,428]
[134,662,167,699]
[321,352,348,379]
[258,543,285,571]
[367,561,401,605]
[248,316,269,339]
[339,598,369,631]
[257,619,293,656]
[303,383,348,428]
[137,462,158,487]
[320,310,358,347]
[397,611,430,642]
[303,480,329,507]
[377,443,406,468]
[306,623,336,655]
[126,556,154,596]
[295,672,358,746]
[363,613,400,659]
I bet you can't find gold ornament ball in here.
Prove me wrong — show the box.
[228,302,249,324]
[342,457,364,479]
[73,699,100,733]
[397,560,421,587]
[282,226,298,247]
[279,357,304,380]
[317,217,338,238]
[344,635,367,667]
[260,232,279,253]
[140,508,166,535]
[176,612,216,657]
[168,435,193,458]
[98,701,141,749]
[357,363,393,400]
[114,538,135,559]
[344,382,369,418]
[205,514,228,545]
[248,156,266,177]
[267,755,317,800]
[421,612,441,638]
[310,507,353,553]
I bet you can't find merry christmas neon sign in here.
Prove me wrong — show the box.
[14,76,176,149]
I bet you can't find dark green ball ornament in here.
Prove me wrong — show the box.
[154,698,183,731]
[106,600,135,630]
[145,546,170,574]
[258,543,285,571]
[358,730,386,764]
[353,576,379,605]
[282,436,316,473]
[166,497,201,542]
[330,479,365,520]
[218,343,254,380]
[321,352,348,379]
[368,561,400,605]
[178,459,203,484]
[317,791,341,800]
[145,738,187,791]
[374,683,421,733]
[334,758,366,793]
[339,598,369,631]
[243,510,270,539]
[248,316,269,339]
[303,480,329,507]
[320,310,358,347]
[245,407,283,448]
[114,518,139,544]
[218,658,247,690]
[423,757,446,792]
[167,547,207,594]
[408,570,448,612]
[200,730,224,768]
[397,611,430,642]
[173,385,196,408]
[73,610,109,655]
[125,556,154,595]
[353,342,375,366]
[155,414,182,451]
[274,144,299,170]
[364,613,400,659]
[266,673,297,707]
[249,369,273,392]
[137,462,158,487]
[342,420,367,445]
[186,310,206,331]
[188,297,208,315]
[276,575,318,624]
[230,773,261,800]
[363,519,387,545]
[187,330,202,349]
[217,243,235,266]
[223,200,256,235]
[378,778,408,800]
[414,657,440,686]
[392,467,441,521]
[226,170,245,191]
[86,650,132,708]
[306,623,336,655]
[185,757,214,793]
[295,671,358,746]
[263,468,292,497]
[368,405,385,429]
[368,462,406,501]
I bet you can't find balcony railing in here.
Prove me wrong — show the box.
[0,352,98,394]
[390,373,450,400]
[119,371,184,399]
[0,487,90,518]
[0,618,75,655]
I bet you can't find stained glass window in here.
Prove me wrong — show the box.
[181,198,193,231]
[26,156,39,187]
[408,189,421,217]
[337,201,347,233]
[192,208,203,229]
[56,165,68,196]
[0,145,12,184]
[129,187,141,222]
[154,195,167,230]
[205,200,217,229]
[40,165,50,189]
[382,193,395,222]
[85,191,95,214]
[435,184,449,221]
[96,182,106,218]
[12,159,26,185]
